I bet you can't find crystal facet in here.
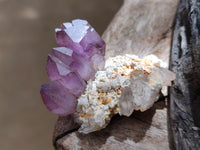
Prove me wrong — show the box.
[40,81,77,116]
[46,54,86,96]
[52,47,74,66]
[46,54,71,81]
[56,19,105,70]
[52,47,96,80]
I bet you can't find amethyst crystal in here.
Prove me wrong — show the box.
[52,47,95,80]
[46,54,86,96]
[56,19,105,70]
[40,81,77,116]
[40,19,105,116]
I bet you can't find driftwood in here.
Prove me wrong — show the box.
[53,0,178,149]
[169,0,200,149]
[54,100,169,150]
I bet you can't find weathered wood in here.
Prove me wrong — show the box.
[169,0,200,149]
[55,100,169,150]
[103,0,178,63]
[53,0,178,149]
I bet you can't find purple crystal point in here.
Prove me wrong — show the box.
[56,19,105,70]
[46,54,71,81]
[40,19,106,116]
[52,47,73,65]
[40,81,77,116]
[52,47,95,80]
[46,54,86,96]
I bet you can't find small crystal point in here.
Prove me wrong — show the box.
[46,54,72,81]
[52,47,96,80]
[64,23,89,43]
[56,30,84,54]
[40,81,77,116]
[79,26,105,56]
[149,67,176,87]
[46,54,86,96]
[52,47,73,65]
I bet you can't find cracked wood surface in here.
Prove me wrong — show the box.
[169,0,200,149]
[53,0,178,149]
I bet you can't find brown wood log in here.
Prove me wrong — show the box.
[169,0,200,149]
[53,0,178,149]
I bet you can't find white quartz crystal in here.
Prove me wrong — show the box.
[75,54,175,134]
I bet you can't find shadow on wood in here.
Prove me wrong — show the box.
[54,100,168,150]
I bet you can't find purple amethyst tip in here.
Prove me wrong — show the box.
[40,81,77,116]
[40,19,106,116]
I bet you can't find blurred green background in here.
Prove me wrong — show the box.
[0,0,122,149]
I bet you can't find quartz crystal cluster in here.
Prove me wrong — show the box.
[75,55,176,134]
[40,19,176,134]
[40,19,105,116]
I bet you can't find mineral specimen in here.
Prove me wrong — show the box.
[40,19,176,134]
[40,19,105,116]
[75,54,175,134]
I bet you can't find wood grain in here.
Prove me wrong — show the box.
[169,0,200,149]
[55,100,169,150]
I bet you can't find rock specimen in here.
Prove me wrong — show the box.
[53,0,179,149]
[170,0,200,149]
[41,18,176,134]
[75,54,175,133]
[40,19,105,116]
